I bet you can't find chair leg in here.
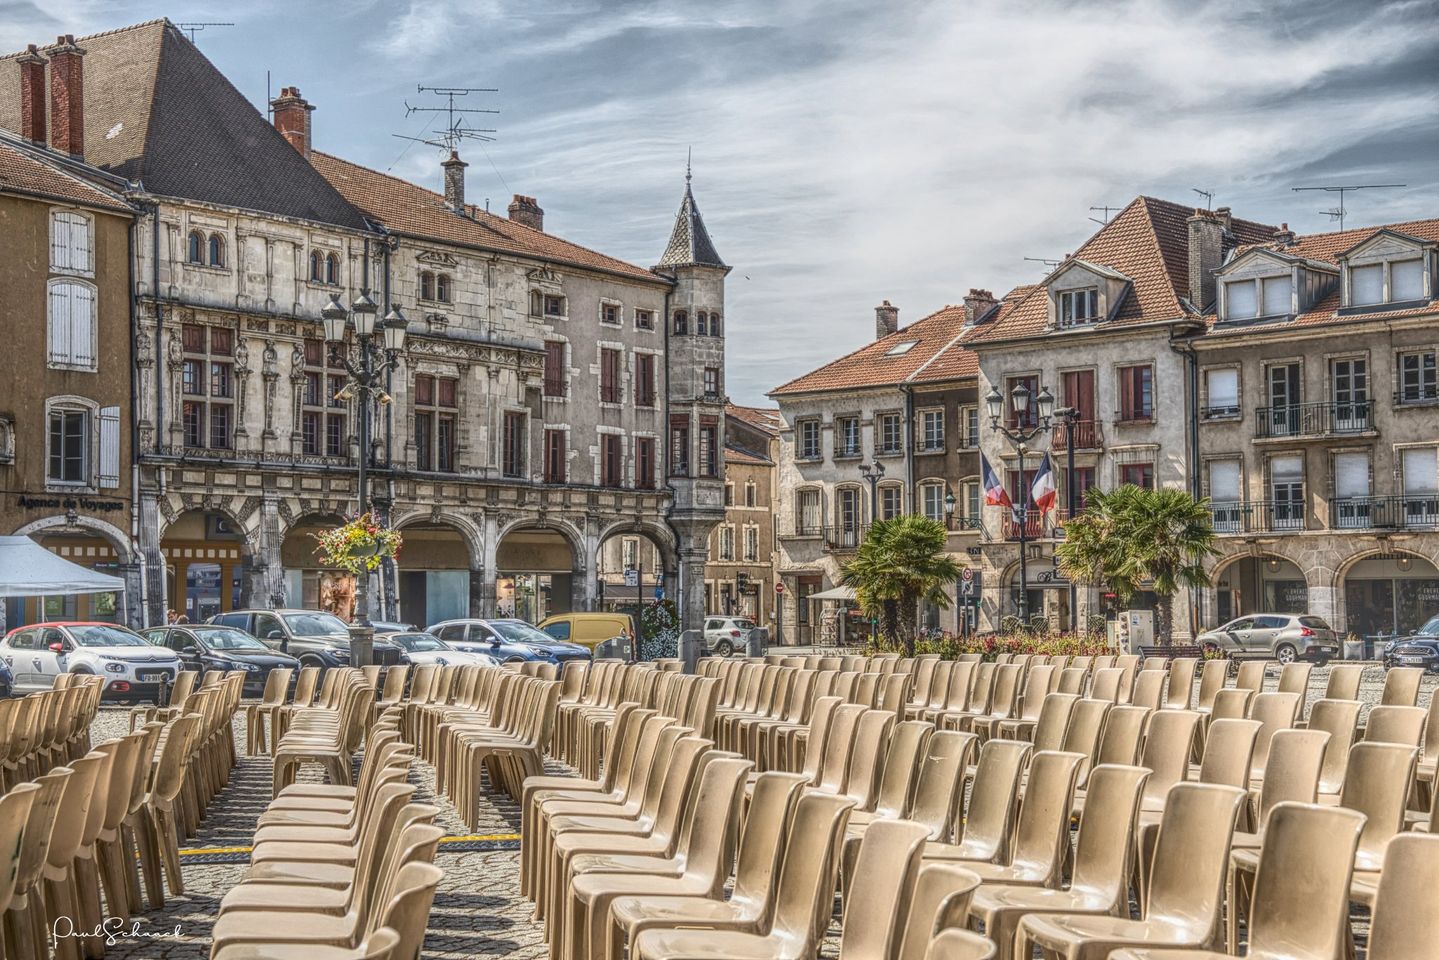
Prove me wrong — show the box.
[72,861,103,960]
[43,876,81,960]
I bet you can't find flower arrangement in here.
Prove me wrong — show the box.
[312,513,402,574]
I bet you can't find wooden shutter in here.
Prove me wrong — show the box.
[98,406,120,488]
[48,284,71,364]
[70,284,95,367]
[50,214,71,270]
[70,214,92,273]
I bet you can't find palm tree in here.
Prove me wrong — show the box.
[1055,484,1218,645]
[841,514,962,657]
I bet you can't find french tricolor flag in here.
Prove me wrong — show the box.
[1031,452,1058,516]
[981,454,1012,512]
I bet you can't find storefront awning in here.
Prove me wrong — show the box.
[0,536,125,597]
[809,585,857,601]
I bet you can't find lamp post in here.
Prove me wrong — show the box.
[1050,405,1081,629]
[320,292,408,666]
[858,461,886,525]
[985,381,1055,625]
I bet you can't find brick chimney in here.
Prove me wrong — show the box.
[270,86,314,157]
[17,45,47,145]
[1273,222,1296,247]
[47,35,85,159]
[507,194,543,231]
[875,300,899,339]
[963,288,998,324]
[1186,208,1227,310]
[442,152,470,213]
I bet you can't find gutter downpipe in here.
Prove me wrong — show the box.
[150,202,166,620]
[1172,332,1201,640]
[127,203,147,627]
[900,383,915,514]
[660,286,680,614]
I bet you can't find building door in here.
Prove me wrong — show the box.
[838,488,861,548]
[1331,358,1369,431]
[1062,369,1096,446]
[1269,456,1305,530]
[1267,364,1301,435]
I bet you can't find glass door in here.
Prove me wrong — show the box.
[1267,364,1300,436]
[1331,358,1369,431]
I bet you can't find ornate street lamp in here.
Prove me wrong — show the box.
[858,460,886,523]
[320,292,407,665]
[986,381,1055,624]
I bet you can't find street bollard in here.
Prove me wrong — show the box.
[747,626,768,658]
[679,629,702,674]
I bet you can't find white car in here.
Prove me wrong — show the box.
[703,616,757,656]
[0,621,182,700]
[382,632,501,668]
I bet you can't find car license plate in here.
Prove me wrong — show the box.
[137,669,172,681]
[1398,656,1429,665]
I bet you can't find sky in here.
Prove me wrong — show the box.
[5,0,1439,405]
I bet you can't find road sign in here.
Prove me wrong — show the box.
[624,568,639,587]
[962,567,974,582]
[654,586,664,600]
[775,582,785,594]
[960,569,982,600]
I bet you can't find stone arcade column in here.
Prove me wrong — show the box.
[138,491,167,627]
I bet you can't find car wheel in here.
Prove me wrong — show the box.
[1274,643,1298,665]
[713,639,734,657]
[505,657,526,665]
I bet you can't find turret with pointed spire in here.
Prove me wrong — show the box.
[655,154,730,636]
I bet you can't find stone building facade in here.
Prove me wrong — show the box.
[703,404,782,627]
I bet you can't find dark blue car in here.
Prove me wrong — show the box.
[427,618,591,664]
[0,659,12,697]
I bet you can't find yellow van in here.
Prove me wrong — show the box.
[536,612,635,650]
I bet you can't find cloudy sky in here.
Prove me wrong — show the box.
[6,0,1439,404]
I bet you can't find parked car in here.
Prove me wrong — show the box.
[535,612,635,651]
[703,616,757,656]
[368,620,418,634]
[1195,614,1340,665]
[0,660,13,698]
[141,623,301,693]
[0,622,181,699]
[1382,615,1439,672]
[207,609,407,669]
[381,631,501,667]
[428,618,592,664]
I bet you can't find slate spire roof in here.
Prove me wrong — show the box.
[657,163,727,269]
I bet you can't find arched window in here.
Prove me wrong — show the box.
[47,278,97,369]
[696,311,709,336]
[186,230,203,264]
[325,253,339,285]
[419,271,435,301]
[308,251,323,282]
[673,310,688,335]
[436,273,451,303]
[207,233,225,267]
[710,312,722,337]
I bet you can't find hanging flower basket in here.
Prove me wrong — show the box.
[312,513,402,574]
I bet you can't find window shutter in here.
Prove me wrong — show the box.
[1402,448,1439,495]
[50,214,70,271]
[1392,259,1424,301]
[71,284,95,367]
[1208,460,1241,502]
[1261,276,1292,316]
[1334,453,1369,498]
[48,284,71,364]
[1225,280,1257,319]
[1350,264,1383,305]
[99,406,120,488]
[70,214,92,273]
[1207,369,1239,408]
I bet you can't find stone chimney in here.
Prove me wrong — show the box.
[963,288,998,324]
[875,300,899,339]
[17,46,47,146]
[1273,222,1296,247]
[1187,208,1227,310]
[47,35,85,159]
[270,87,313,157]
[508,194,543,231]
[442,151,469,213]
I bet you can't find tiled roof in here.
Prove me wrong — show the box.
[0,136,131,213]
[965,197,1278,344]
[657,179,725,269]
[724,444,772,466]
[724,403,783,435]
[0,20,368,229]
[769,303,978,397]
[310,151,666,284]
[1205,216,1439,336]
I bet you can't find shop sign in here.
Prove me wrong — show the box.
[15,495,125,514]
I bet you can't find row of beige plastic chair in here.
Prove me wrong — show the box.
[272,669,377,797]
[1,678,104,790]
[209,718,445,960]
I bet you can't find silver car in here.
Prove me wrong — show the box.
[1196,614,1339,664]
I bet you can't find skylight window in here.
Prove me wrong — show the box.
[886,340,919,356]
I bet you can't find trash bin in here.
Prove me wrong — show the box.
[747,626,769,658]
[1342,639,1365,661]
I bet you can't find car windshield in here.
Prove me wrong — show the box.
[282,613,351,637]
[196,628,267,651]
[68,625,149,647]
[395,634,446,652]
[489,620,556,644]
[1418,616,1439,636]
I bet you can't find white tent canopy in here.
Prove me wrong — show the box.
[0,535,125,598]
[808,585,857,601]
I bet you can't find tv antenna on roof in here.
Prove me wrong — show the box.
[1023,256,1061,273]
[1088,204,1122,226]
[175,22,234,43]
[1192,188,1214,209]
[393,85,499,153]
[1291,183,1405,231]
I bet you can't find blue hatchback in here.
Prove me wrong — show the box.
[427,618,592,664]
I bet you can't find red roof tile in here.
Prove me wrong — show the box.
[724,445,771,466]
[0,139,131,213]
[310,151,666,284]
[724,403,783,435]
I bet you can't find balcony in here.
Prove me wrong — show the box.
[1255,400,1374,438]
[542,378,567,398]
[823,524,868,551]
[1051,420,1102,450]
[1331,495,1439,531]
[1209,500,1306,534]
[1002,513,1047,540]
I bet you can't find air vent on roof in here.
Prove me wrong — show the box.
[885,340,919,356]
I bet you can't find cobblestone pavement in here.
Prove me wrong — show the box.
[84,663,1431,959]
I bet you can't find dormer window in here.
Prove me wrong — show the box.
[1223,275,1291,321]
[1354,259,1426,305]
[1339,231,1433,308]
[1058,288,1098,327]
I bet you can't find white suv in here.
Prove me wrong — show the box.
[0,621,181,700]
[703,616,757,656]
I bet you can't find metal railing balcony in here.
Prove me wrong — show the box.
[1210,499,1307,533]
[823,524,868,551]
[1051,420,1102,449]
[1255,400,1374,438]
[1331,495,1439,530]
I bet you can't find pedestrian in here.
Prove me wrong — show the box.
[165,608,178,624]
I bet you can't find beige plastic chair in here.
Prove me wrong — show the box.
[1059,698,1111,787]
[1163,657,1198,709]
[966,764,1151,960]
[1364,704,1426,746]
[924,929,996,960]
[1276,661,1312,698]
[1092,705,1148,767]
[1234,659,1269,691]
[628,791,855,960]
[1193,659,1228,717]
[1380,666,1423,706]
[1112,802,1365,960]
[895,864,983,960]
[1246,691,1301,782]
[1127,668,1167,712]
[245,668,294,756]
[1363,833,1439,960]
[1208,687,1254,724]
[1307,698,1361,797]
[1088,668,1123,703]
[1195,718,1262,788]
[1014,782,1247,960]
[832,820,932,960]
[924,739,1031,865]
[1324,663,1365,701]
